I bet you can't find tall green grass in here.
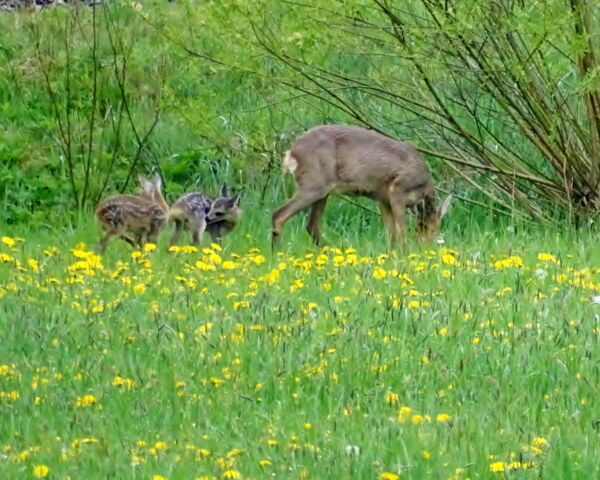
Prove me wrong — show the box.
[1,208,599,479]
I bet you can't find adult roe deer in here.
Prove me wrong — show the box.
[271,125,452,249]
[95,174,169,253]
[168,184,241,247]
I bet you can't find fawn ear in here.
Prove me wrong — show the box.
[438,194,453,219]
[219,183,228,197]
[151,173,163,190]
[138,174,152,193]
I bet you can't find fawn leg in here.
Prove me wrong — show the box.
[190,218,207,246]
[97,231,115,253]
[169,220,184,247]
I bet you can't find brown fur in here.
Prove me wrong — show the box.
[272,125,451,248]
[168,184,242,247]
[95,174,169,253]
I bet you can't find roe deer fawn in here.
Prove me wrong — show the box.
[272,124,452,249]
[95,174,169,253]
[168,184,241,247]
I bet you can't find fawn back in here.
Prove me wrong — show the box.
[95,174,169,252]
[168,184,241,246]
[272,124,451,248]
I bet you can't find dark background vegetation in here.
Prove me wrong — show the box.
[0,0,598,232]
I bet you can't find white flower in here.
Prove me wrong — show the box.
[345,445,361,456]
[436,235,445,244]
[591,295,600,305]
[535,268,548,280]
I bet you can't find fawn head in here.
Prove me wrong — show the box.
[206,184,241,224]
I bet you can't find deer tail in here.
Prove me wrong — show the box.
[167,206,187,223]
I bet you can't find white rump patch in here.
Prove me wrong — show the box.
[282,150,298,175]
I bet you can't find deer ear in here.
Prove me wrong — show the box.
[231,194,241,207]
[152,173,163,190]
[219,183,228,197]
[138,174,152,192]
[438,194,453,218]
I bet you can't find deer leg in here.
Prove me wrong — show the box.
[378,202,395,242]
[207,224,224,244]
[190,218,207,246]
[388,185,408,248]
[145,218,166,247]
[97,222,129,253]
[97,231,115,253]
[133,232,144,249]
[119,235,137,247]
[306,195,328,245]
[169,220,184,247]
[272,186,330,249]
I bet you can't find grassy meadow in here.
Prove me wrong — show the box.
[1,213,600,479]
[1,1,600,480]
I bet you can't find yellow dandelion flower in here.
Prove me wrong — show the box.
[490,461,505,472]
[144,243,157,252]
[227,448,244,457]
[411,414,424,425]
[0,253,14,263]
[259,459,272,467]
[33,465,49,478]
[380,473,400,480]
[373,266,387,279]
[2,236,16,247]
[422,450,431,459]
[266,269,280,285]
[441,253,457,265]
[537,253,558,263]
[385,392,399,405]
[493,256,524,271]
[76,394,97,407]
[532,437,547,448]
[27,258,39,272]
[196,260,216,271]
[133,283,146,294]
[436,413,451,422]
[223,470,241,479]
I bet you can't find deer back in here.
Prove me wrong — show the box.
[169,192,215,223]
[287,125,434,201]
[96,194,167,232]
